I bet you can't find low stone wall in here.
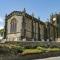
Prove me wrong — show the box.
[5,41,60,47]
[19,41,60,47]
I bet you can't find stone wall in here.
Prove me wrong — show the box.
[18,41,60,47]
[24,16,45,41]
[25,17,32,39]
[7,15,23,41]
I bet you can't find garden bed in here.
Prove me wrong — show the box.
[20,51,60,59]
[0,44,60,60]
[0,51,60,60]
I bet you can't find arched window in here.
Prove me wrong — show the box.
[10,18,17,33]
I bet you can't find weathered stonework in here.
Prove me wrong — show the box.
[4,10,56,42]
[6,15,23,41]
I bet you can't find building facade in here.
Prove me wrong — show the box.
[4,10,46,41]
[45,22,57,41]
[50,13,60,42]
[4,9,57,42]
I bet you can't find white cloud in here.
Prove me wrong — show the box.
[0,17,4,29]
[0,26,4,29]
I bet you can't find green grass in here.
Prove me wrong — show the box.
[47,48,60,52]
[22,49,42,55]
[21,47,60,55]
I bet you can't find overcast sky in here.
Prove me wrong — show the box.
[0,0,60,29]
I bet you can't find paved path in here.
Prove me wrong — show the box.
[34,56,60,60]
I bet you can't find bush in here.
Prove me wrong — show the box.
[25,45,37,49]
[0,44,24,55]
[49,45,58,48]
[0,45,11,54]
[25,46,32,49]
[39,43,48,48]
[11,46,24,54]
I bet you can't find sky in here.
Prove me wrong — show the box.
[0,0,60,29]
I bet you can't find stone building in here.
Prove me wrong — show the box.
[4,9,57,42]
[50,13,60,42]
[4,9,46,41]
[0,29,4,40]
[45,22,56,41]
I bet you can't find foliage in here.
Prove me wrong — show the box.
[47,48,60,52]
[0,29,4,36]
[0,29,4,32]
[0,44,60,55]
[22,46,60,55]
[0,44,10,54]
[49,45,59,48]
[25,45,37,49]
[11,45,24,54]
[0,44,24,54]
[37,46,46,52]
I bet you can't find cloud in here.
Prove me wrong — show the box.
[0,17,4,29]
[0,26,4,29]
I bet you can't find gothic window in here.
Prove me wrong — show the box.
[10,18,17,33]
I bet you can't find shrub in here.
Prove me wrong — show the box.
[25,46,32,49]
[0,45,11,54]
[39,43,48,48]
[11,46,24,54]
[0,44,24,54]
[49,45,58,48]
[25,45,37,49]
